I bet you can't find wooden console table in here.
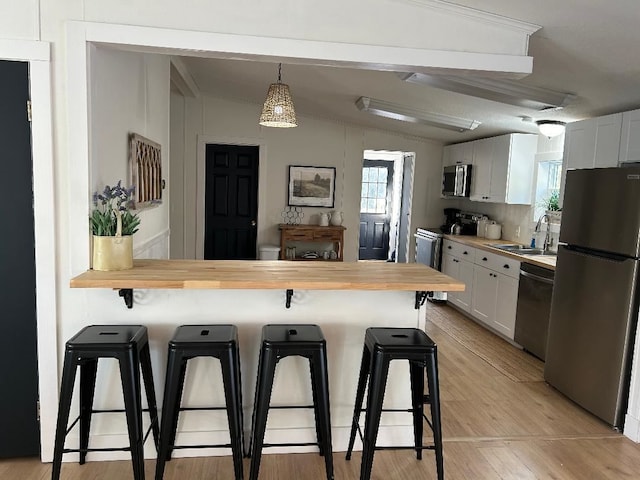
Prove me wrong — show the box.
[279,224,346,261]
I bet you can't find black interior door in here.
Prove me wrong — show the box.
[0,60,40,457]
[359,159,394,260]
[204,144,259,259]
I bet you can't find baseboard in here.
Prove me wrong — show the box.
[624,413,640,441]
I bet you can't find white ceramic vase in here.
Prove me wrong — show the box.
[330,211,343,226]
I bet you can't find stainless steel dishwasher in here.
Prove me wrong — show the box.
[514,263,555,361]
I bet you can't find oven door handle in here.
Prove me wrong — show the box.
[520,270,554,285]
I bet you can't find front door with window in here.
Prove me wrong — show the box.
[359,160,394,260]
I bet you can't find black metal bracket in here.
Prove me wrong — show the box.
[119,289,134,309]
[415,291,429,310]
[286,289,294,309]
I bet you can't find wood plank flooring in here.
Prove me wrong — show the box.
[4,303,640,479]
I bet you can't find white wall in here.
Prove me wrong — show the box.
[0,0,39,40]
[170,94,445,262]
[89,46,171,253]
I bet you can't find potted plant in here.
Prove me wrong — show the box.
[90,181,140,271]
[544,190,562,223]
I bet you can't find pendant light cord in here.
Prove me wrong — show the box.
[278,63,282,84]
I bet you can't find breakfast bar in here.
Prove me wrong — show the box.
[68,260,463,460]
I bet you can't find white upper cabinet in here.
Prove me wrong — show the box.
[470,133,537,204]
[443,141,475,167]
[619,108,640,164]
[559,113,622,207]
[443,133,537,204]
[470,137,493,201]
[563,113,622,170]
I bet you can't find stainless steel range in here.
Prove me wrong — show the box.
[415,227,446,301]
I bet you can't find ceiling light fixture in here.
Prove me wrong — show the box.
[355,96,481,132]
[398,72,575,111]
[259,63,297,128]
[536,120,566,138]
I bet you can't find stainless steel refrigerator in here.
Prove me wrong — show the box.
[545,166,640,430]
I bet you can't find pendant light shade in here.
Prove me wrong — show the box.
[259,64,297,128]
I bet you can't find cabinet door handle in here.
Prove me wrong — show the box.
[448,246,452,249]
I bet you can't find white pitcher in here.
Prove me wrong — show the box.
[330,211,343,226]
[318,212,330,226]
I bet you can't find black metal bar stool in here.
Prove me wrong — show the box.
[155,325,244,480]
[51,325,160,480]
[345,327,444,480]
[248,324,333,480]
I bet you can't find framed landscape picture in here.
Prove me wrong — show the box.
[288,165,336,208]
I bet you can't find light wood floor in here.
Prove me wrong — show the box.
[4,303,640,479]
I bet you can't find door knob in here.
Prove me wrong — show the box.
[251,220,257,227]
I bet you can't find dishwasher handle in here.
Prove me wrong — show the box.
[520,269,554,285]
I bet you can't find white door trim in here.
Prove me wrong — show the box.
[0,39,57,461]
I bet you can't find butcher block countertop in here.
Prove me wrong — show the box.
[70,259,465,291]
[443,234,557,270]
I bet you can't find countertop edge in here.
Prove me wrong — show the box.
[442,234,556,271]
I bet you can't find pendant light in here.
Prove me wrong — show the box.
[259,63,297,128]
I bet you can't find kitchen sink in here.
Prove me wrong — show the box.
[487,244,553,256]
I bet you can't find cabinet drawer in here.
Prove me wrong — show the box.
[475,250,520,278]
[443,239,476,262]
[284,230,313,240]
[313,230,340,241]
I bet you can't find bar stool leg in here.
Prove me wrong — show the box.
[140,342,160,451]
[360,351,390,480]
[119,350,145,480]
[233,343,245,458]
[155,349,184,480]
[51,350,79,480]
[312,349,334,480]
[409,359,425,461]
[309,358,324,457]
[425,350,444,480]
[166,358,188,461]
[248,347,277,480]
[221,345,245,480]
[79,358,98,465]
[346,345,370,460]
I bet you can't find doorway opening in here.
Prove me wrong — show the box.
[358,150,415,262]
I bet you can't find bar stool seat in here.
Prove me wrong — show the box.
[51,325,159,480]
[346,327,444,480]
[155,324,244,480]
[249,324,334,480]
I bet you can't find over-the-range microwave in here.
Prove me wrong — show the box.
[442,164,472,197]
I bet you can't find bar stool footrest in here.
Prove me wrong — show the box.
[263,442,321,448]
[63,446,132,454]
[171,443,232,450]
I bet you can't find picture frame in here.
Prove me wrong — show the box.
[288,165,336,208]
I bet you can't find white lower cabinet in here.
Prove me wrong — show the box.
[444,239,521,341]
[493,274,519,339]
[442,252,474,313]
[471,265,497,325]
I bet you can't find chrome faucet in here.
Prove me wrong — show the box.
[535,214,551,252]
